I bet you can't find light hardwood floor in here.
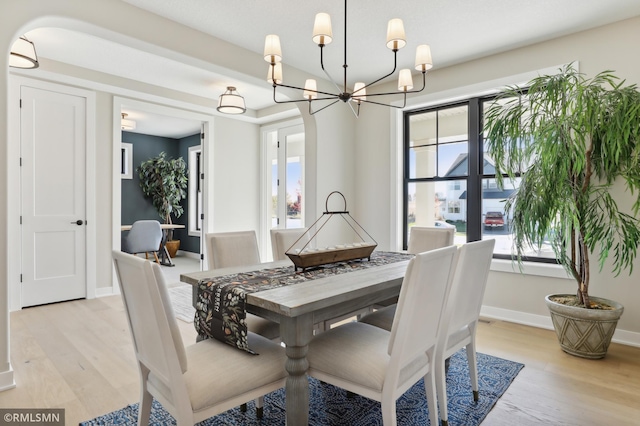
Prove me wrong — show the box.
[1,260,639,425]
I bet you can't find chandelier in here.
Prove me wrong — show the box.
[263,0,432,117]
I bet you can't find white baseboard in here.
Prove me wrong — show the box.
[481,305,640,348]
[177,250,200,259]
[95,285,119,297]
[0,366,16,392]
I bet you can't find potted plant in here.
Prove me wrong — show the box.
[484,64,640,358]
[137,151,188,257]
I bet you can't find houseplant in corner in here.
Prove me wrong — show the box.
[484,64,640,358]
[137,151,188,258]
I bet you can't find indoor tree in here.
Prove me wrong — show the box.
[484,64,640,308]
[137,151,188,240]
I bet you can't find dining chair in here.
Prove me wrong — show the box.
[112,251,287,424]
[435,238,495,426]
[360,225,455,326]
[407,226,455,254]
[306,245,459,426]
[204,230,282,416]
[121,220,163,263]
[270,227,310,261]
[205,230,261,270]
[204,230,280,340]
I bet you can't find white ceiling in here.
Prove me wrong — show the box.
[20,0,640,138]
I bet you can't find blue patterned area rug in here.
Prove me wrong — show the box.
[80,350,523,426]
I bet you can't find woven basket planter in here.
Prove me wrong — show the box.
[545,294,624,359]
[165,240,180,258]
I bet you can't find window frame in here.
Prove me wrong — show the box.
[187,145,202,237]
[403,95,558,264]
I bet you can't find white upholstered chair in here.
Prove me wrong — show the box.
[270,227,310,261]
[407,226,455,254]
[204,231,280,340]
[205,230,261,270]
[435,238,495,426]
[121,220,163,264]
[112,251,286,424]
[306,246,459,426]
[360,225,455,327]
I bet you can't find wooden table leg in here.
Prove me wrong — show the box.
[280,313,314,426]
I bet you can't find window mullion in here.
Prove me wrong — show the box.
[466,98,482,242]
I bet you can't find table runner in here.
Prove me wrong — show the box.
[194,251,412,353]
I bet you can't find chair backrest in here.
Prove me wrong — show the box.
[270,228,310,261]
[150,260,188,372]
[124,220,163,254]
[205,230,261,269]
[112,250,187,390]
[387,245,458,364]
[442,239,495,342]
[407,226,455,254]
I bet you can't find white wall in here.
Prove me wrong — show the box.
[302,105,358,247]
[354,16,640,341]
[211,115,261,234]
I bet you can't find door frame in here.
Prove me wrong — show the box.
[8,76,97,312]
[112,97,215,291]
[259,118,304,259]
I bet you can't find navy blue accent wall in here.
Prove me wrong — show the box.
[121,131,201,255]
[121,131,179,223]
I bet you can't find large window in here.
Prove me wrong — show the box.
[403,97,556,262]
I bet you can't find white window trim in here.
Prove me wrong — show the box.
[188,145,202,237]
[121,143,133,179]
[259,118,304,259]
[490,259,572,279]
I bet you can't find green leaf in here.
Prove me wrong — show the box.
[136,151,188,223]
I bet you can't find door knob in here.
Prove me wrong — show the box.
[71,220,84,225]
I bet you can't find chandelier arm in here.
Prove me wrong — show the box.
[309,99,342,115]
[272,94,339,105]
[319,45,342,93]
[359,92,407,109]
[359,49,399,92]
[361,71,427,98]
[273,81,338,98]
[402,71,427,94]
[272,85,341,104]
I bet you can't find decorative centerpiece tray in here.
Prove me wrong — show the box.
[286,191,377,271]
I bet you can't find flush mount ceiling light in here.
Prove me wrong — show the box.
[217,86,247,114]
[264,0,432,117]
[121,113,136,130]
[9,36,39,69]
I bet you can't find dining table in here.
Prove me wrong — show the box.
[180,253,411,426]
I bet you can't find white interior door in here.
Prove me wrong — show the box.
[21,85,87,307]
